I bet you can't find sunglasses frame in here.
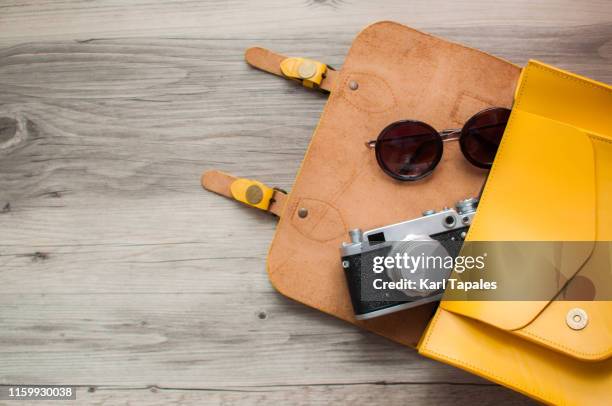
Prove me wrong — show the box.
[370,107,510,182]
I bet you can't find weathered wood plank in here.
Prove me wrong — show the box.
[0,293,484,387]
[0,0,610,51]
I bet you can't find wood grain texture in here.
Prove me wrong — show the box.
[0,0,609,404]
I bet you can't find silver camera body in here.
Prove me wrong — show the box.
[340,198,478,320]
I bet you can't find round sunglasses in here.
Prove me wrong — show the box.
[366,107,511,181]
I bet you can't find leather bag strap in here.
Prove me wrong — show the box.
[201,170,287,217]
[245,47,338,92]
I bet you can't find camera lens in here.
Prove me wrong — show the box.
[444,215,455,228]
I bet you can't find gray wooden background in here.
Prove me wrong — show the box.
[0,0,610,404]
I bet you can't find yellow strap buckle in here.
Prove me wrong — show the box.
[230,178,275,211]
[280,57,327,89]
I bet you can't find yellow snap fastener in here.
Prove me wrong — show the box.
[298,61,317,79]
[566,308,588,330]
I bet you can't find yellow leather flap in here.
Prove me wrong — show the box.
[441,61,612,361]
[441,110,597,327]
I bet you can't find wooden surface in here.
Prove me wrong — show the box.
[0,0,610,404]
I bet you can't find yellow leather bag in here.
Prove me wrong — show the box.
[418,61,612,405]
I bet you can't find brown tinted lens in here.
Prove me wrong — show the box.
[460,108,511,168]
[375,121,442,180]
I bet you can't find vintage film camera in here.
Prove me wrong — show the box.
[340,198,478,320]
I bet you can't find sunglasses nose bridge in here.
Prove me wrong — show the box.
[439,128,461,142]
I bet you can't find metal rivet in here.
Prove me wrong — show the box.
[566,308,588,330]
[298,61,317,79]
[297,207,308,218]
[245,185,263,205]
[348,80,359,90]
